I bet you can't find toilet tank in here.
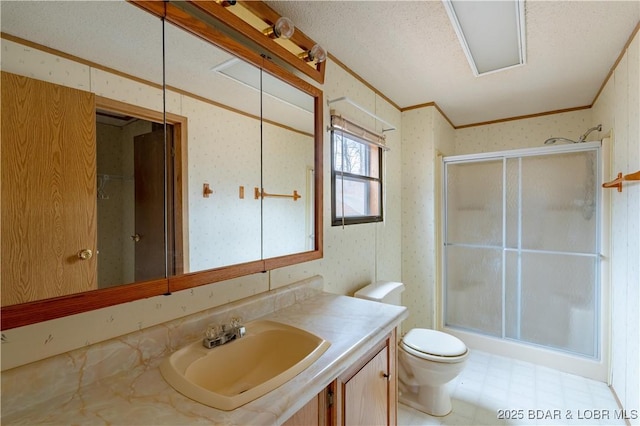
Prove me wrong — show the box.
[354,281,405,306]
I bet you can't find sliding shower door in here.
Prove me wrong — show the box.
[443,143,600,358]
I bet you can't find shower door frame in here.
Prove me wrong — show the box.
[440,141,609,381]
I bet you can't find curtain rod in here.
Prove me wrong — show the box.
[326,96,396,132]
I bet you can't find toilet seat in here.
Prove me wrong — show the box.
[401,329,468,363]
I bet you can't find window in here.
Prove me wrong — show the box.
[331,117,385,226]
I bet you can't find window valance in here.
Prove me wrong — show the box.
[329,114,390,151]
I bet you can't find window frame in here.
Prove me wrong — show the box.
[331,129,384,226]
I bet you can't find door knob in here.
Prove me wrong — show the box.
[131,234,141,242]
[382,372,390,381]
[78,249,93,260]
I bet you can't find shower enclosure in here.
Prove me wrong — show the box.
[442,142,602,365]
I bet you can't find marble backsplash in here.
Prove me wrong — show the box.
[1,275,324,419]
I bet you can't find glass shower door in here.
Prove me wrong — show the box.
[444,160,504,337]
[444,147,600,359]
[506,151,599,357]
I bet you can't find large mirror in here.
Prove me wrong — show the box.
[0,0,322,328]
[1,1,167,308]
[163,19,315,271]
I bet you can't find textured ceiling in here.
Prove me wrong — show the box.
[265,1,640,127]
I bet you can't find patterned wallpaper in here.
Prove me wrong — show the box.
[310,60,403,298]
[455,109,594,154]
[179,95,262,271]
[592,29,640,413]
[262,123,315,258]
[401,106,455,333]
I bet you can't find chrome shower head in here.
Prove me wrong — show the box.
[543,124,602,145]
[576,124,602,143]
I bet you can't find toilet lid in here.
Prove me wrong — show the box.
[402,329,467,357]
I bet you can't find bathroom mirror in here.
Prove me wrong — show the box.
[164,20,263,272]
[0,0,323,329]
[1,1,168,312]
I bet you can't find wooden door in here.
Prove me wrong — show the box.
[344,346,389,425]
[133,129,167,282]
[283,392,322,426]
[1,72,97,306]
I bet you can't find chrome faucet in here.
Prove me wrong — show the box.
[203,317,246,349]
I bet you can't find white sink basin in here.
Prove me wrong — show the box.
[160,319,330,410]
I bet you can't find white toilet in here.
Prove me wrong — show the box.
[354,281,468,417]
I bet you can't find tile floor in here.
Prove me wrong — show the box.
[398,350,629,426]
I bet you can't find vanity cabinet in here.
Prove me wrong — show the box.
[282,329,397,426]
[283,389,327,426]
[342,346,390,425]
[332,329,397,426]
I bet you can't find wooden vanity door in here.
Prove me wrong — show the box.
[1,72,97,306]
[343,346,389,425]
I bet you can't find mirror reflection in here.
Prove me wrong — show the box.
[164,21,263,271]
[96,113,170,287]
[164,20,315,268]
[261,90,316,258]
[1,1,165,305]
[1,0,316,308]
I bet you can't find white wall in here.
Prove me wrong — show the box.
[592,28,640,413]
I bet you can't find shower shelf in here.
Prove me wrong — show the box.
[602,170,640,192]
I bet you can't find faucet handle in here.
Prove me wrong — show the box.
[237,325,246,338]
[230,317,243,327]
[205,324,222,339]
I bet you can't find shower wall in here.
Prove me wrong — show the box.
[401,107,595,335]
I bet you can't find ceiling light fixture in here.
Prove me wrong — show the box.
[443,0,526,76]
[263,16,295,40]
[298,44,327,64]
[198,1,327,82]
[212,58,314,113]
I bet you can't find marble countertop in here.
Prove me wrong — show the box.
[2,292,407,425]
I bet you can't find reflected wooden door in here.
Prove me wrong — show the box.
[133,129,167,282]
[1,72,97,306]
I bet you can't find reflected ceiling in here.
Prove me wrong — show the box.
[0,1,312,133]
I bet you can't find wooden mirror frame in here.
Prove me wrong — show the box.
[1,0,323,330]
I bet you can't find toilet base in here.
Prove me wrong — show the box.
[399,384,452,417]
